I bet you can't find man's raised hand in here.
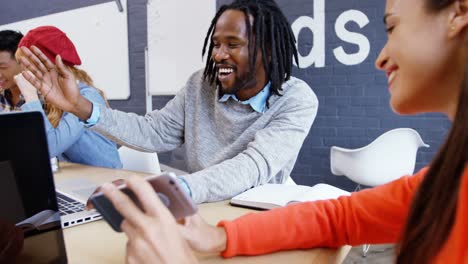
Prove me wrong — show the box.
[19,46,92,120]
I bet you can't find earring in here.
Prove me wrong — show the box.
[451,25,456,31]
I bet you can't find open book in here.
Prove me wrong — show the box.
[230,183,350,210]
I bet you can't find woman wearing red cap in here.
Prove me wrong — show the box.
[14,26,122,169]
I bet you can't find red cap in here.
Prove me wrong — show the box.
[18,26,81,66]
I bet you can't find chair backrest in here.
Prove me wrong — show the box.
[284,176,297,185]
[118,146,161,175]
[330,128,429,186]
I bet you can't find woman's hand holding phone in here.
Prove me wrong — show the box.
[98,175,198,263]
[90,173,197,232]
[93,174,228,262]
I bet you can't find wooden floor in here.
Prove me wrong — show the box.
[343,244,395,264]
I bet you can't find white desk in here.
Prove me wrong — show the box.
[55,163,351,263]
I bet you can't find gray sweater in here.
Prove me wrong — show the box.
[93,70,318,203]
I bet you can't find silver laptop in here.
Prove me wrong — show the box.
[55,178,102,228]
[0,111,101,230]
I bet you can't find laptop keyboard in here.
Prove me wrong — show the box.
[57,193,85,216]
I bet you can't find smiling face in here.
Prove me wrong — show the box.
[0,51,21,91]
[375,0,466,119]
[211,9,267,100]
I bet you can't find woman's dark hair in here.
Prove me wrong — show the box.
[201,0,298,107]
[0,30,23,58]
[397,1,467,263]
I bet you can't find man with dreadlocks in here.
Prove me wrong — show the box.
[20,0,318,205]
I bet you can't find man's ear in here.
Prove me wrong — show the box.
[448,0,468,38]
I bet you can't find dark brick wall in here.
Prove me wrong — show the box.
[1,0,450,190]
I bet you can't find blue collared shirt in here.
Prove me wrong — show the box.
[219,82,271,113]
[20,82,122,169]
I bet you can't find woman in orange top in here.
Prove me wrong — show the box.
[21,0,468,263]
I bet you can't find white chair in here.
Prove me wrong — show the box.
[330,128,429,187]
[329,128,429,257]
[118,146,161,174]
[285,176,297,185]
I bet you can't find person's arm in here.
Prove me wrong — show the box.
[181,86,318,203]
[90,86,186,153]
[100,176,198,264]
[99,168,427,259]
[21,100,82,157]
[217,168,427,257]
[92,177,225,260]
[20,82,105,157]
[19,46,185,153]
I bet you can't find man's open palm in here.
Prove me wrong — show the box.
[19,46,81,113]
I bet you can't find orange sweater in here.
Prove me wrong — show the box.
[218,167,468,263]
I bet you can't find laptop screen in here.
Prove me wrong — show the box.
[0,112,67,263]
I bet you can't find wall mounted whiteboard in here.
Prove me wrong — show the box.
[0,1,130,100]
[147,0,216,95]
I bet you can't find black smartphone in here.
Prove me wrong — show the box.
[90,172,197,232]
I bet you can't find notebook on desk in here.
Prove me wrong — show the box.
[0,111,101,232]
[230,183,351,210]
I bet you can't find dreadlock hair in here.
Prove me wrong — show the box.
[202,0,298,108]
